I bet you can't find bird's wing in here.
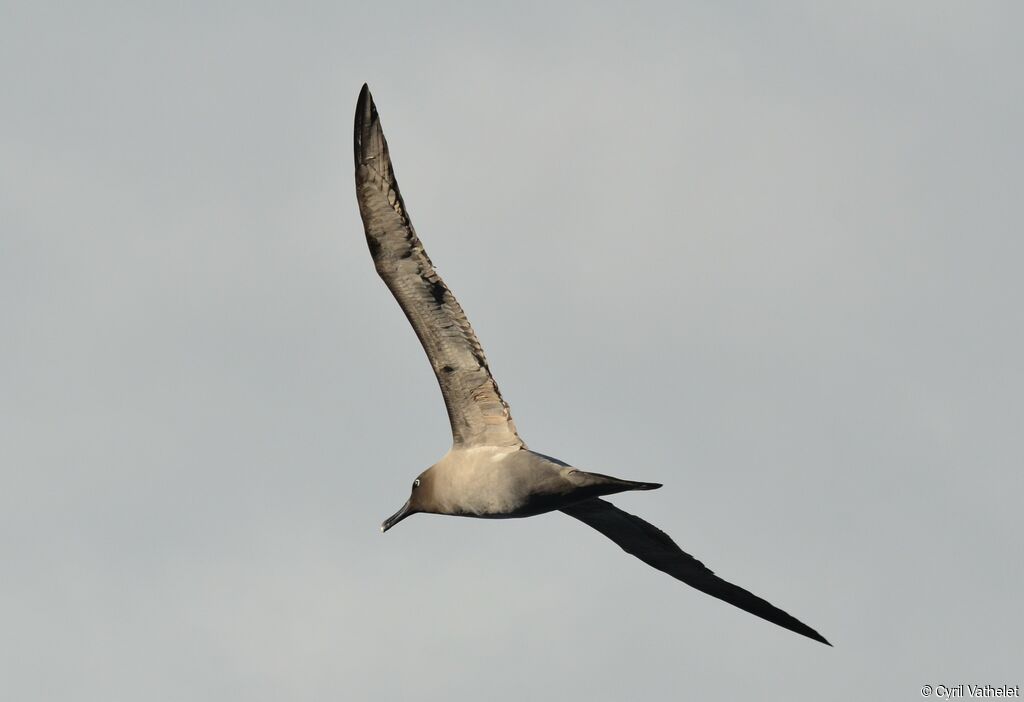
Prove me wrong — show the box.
[560,498,830,645]
[354,85,523,449]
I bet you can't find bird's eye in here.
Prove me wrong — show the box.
[413,478,421,488]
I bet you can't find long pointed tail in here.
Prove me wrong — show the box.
[568,470,662,496]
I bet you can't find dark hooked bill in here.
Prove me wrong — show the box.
[381,500,414,532]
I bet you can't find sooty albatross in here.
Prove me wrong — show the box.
[353,84,830,646]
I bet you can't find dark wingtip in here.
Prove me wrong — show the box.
[355,83,373,121]
[638,482,663,491]
[794,623,832,646]
[354,83,376,169]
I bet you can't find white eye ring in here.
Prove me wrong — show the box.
[413,478,421,488]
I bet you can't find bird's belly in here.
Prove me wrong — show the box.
[442,463,570,518]
[454,496,563,519]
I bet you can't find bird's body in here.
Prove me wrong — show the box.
[394,446,660,522]
[353,83,831,646]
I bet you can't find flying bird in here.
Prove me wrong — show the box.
[353,84,830,646]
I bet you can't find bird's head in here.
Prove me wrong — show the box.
[381,468,436,533]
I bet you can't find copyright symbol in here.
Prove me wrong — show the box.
[922,685,933,697]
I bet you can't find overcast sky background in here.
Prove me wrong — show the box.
[2,2,1022,700]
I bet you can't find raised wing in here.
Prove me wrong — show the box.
[560,498,830,645]
[353,84,523,449]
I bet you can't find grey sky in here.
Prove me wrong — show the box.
[2,2,1022,700]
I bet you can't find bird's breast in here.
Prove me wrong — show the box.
[433,449,571,518]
